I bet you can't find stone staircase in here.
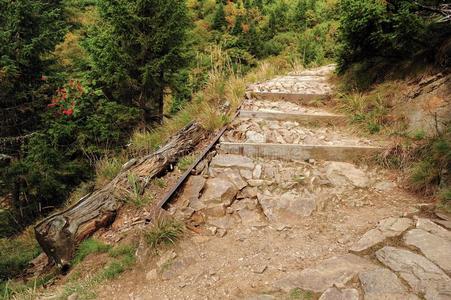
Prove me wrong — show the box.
[219,65,383,162]
[97,65,451,300]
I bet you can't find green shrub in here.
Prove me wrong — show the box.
[337,0,449,73]
[299,21,338,66]
[409,126,451,195]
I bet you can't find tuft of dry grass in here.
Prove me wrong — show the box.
[95,155,128,187]
[145,215,184,249]
[337,81,409,135]
[127,51,295,156]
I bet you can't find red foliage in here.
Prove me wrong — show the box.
[48,80,84,118]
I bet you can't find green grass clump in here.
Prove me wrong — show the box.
[72,238,111,265]
[337,81,407,135]
[153,178,167,188]
[145,217,184,249]
[108,244,135,258]
[0,233,40,282]
[95,156,127,187]
[124,173,153,207]
[289,288,314,300]
[60,243,136,299]
[1,275,55,300]
[176,155,196,172]
[408,126,450,197]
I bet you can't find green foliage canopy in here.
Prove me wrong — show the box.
[83,0,190,123]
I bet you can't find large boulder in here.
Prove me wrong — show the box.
[221,169,247,190]
[376,246,451,300]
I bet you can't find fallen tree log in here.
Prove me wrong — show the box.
[35,122,206,270]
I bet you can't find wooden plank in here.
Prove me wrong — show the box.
[220,142,383,162]
[251,91,331,103]
[239,110,346,124]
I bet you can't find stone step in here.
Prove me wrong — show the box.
[250,91,330,104]
[238,110,346,125]
[219,142,383,162]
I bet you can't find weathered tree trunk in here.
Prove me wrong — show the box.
[35,122,205,270]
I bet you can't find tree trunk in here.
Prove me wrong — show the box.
[34,122,205,270]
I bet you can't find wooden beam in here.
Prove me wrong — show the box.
[220,142,383,162]
[35,122,206,270]
[238,110,346,125]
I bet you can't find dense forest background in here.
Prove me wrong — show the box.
[0,0,342,237]
[0,0,449,286]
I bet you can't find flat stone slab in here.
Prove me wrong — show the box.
[404,228,451,273]
[273,254,377,293]
[319,287,359,300]
[257,191,316,226]
[350,217,413,253]
[239,110,346,125]
[376,246,451,299]
[359,268,419,300]
[220,143,383,162]
[210,154,255,170]
[416,218,451,240]
[325,161,369,188]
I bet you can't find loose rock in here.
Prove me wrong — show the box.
[200,177,238,207]
[257,191,316,226]
[179,176,206,207]
[350,217,412,253]
[325,162,369,188]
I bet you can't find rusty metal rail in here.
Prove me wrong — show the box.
[156,109,241,210]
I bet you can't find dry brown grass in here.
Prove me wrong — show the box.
[127,50,296,157]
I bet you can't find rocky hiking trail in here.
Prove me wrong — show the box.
[97,65,451,300]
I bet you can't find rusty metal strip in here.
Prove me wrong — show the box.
[156,109,241,209]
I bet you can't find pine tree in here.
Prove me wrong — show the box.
[292,0,309,29]
[232,15,245,35]
[0,0,67,230]
[254,0,264,11]
[84,0,190,124]
[212,2,227,31]
[0,0,67,154]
